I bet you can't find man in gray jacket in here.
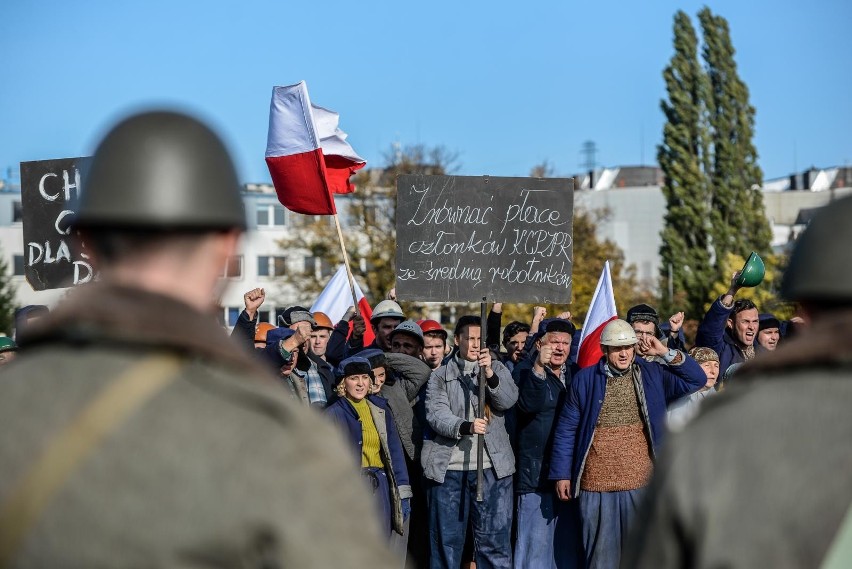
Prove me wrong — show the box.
[423,315,519,569]
[0,111,394,568]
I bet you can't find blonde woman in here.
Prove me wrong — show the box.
[325,356,411,539]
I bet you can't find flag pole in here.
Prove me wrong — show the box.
[476,297,488,502]
[332,213,360,312]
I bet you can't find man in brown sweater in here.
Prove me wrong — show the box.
[549,319,705,569]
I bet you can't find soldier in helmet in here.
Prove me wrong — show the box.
[548,319,705,569]
[0,111,394,567]
[624,194,852,569]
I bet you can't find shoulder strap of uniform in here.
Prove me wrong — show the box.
[0,353,184,566]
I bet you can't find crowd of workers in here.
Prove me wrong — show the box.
[0,110,848,569]
[216,258,801,569]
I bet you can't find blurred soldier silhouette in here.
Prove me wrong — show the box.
[624,194,852,569]
[0,111,395,568]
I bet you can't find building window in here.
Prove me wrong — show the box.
[304,256,334,278]
[256,203,286,228]
[258,310,271,324]
[304,256,316,276]
[12,201,22,223]
[13,255,25,276]
[223,255,243,278]
[258,256,287,277]
[227,307,240,327]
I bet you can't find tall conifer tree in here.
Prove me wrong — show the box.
[659,9,771,317]
[0,248,17,336]
[658,11,714,317]
[699,7,772,272]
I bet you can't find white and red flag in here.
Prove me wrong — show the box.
[265,81,366,215]
[576,260,618,368]
[311,265,375,345]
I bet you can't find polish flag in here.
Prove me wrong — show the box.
[265,81,366,215]
[577,261,618,368]
[311,265,375,345]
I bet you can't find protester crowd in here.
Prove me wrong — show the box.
[1,108,846,569]
[209,261,800,569]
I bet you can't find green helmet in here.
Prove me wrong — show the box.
[74,111,246,231]
[782,194,852,303]
[735,252,766,288]
[0,337,18,352]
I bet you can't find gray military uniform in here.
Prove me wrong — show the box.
[624,309,852,568]
[0,283,396,568]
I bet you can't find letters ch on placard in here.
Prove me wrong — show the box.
[28,168,93,285]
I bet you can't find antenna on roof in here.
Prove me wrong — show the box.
[581,140,599,190]
[581,140,597,171]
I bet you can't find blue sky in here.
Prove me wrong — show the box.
[1,1,849,185]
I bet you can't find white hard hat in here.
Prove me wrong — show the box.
[600,319,638,347]
[371,300,405,323]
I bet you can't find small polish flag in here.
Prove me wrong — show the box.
[576,261,618,368]
[311,265,374,345]
[265,81,366,215]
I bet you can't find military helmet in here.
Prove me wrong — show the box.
[600,319,638,347]
[75,111,246,231]
[782,194,852,303]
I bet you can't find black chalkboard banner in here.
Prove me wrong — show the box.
[396,175,574,303]
[20,157,94,291]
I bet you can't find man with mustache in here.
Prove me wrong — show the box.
[549,319,705,569]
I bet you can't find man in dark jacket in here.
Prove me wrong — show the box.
[513,318,581,568]
[624,194,852,569]
[549,319,704,569]
[229,287,266,348]
[0,111,394,567]
[695,273,763,375]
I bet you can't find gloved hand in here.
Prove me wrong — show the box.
[402,498,411,521]
[342,305,357,322]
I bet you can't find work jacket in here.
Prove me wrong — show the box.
[325,395,412,535]
[422,357,518,483]
[548,354,705,497]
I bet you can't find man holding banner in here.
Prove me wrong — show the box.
[423,315,518,569]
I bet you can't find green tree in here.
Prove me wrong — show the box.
[699,7,772,273]
[658,10,715,318]
[0,248,18,335]
[659,9,772,319]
